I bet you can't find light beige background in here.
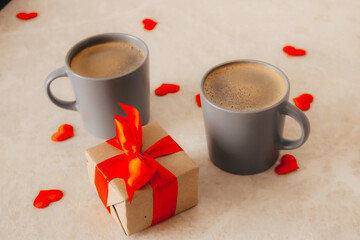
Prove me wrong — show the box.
[0,0,359,239]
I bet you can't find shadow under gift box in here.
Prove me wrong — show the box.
[85,122,199,236]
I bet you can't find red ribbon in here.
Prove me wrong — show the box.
[94,103,183,225]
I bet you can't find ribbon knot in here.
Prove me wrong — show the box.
[94,103,183,224]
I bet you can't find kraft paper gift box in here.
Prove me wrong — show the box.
[85,105,199,236]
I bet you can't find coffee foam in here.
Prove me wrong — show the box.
[203,62,286,111]
[70,41,144,78]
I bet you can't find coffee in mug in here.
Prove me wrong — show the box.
[45,33,150,139]
[70,41,145,78]
[200,60,310,175]
[203,62,287,111]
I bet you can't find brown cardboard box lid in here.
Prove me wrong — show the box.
[85,122,199,207]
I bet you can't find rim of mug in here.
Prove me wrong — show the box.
[64,32,149,81]
[200,59,290,114]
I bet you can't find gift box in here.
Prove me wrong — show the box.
[85,104,199,236]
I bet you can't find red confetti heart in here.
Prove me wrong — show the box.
[293,93,314,111]
[16,12,38,20]
[142,19,157,31]
[51,124,74,142]
[283,45,306,56]
[195,94,201,107]
[275,154,299,174]
[155,83,180,96]
[33,190,63,208]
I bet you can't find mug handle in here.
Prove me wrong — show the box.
[44,67,78,111]
[276,101,310,150]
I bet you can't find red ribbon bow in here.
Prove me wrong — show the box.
[94,103,183,225]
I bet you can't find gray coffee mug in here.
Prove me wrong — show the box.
[45,33,150,139]
[200,60,310,175]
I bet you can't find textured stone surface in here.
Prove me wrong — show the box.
[0,0,359,239]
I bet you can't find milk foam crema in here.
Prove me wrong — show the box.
[203,62,287,111]
[70,41,144,78]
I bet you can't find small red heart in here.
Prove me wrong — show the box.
[155,83,180,96]
[16,12,38,20]
[51,124,74,142]
[195,94,201,107]
[293,93,314,111]
[33,189,63,208]
[283,45,306,56]
[142,19,157,31]
[275,154,299,174]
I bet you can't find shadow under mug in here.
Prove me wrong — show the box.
[200,60,310,175]
[44,33,150,139]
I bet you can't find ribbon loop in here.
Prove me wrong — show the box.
[127,153,158,190]
[107,103,142,155]
[144,135,183,158]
